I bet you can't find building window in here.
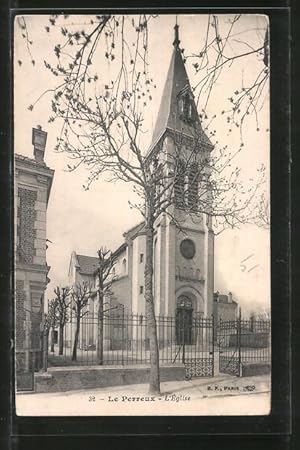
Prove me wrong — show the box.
[180,239,196,260]
[178,92,194,123]
[188,163,199,209]
[140,286,144,294]
[140,253,144,263]
[17,188,37,264]
[179,97,184,115]
[174,159,185,207]
[122,258,126,273]
[174,161,200,211]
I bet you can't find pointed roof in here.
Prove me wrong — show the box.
[148,25,213,154]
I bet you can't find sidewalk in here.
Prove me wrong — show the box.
[16,374,271,416]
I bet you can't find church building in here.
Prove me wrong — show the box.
[68,25,215,329]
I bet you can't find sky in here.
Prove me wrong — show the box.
[14,14,270,315]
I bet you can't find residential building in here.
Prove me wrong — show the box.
[15,126,54,388]
[213,291,238,325]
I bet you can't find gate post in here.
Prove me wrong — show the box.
[211,314,214,377]
[182,316,186,364]
[121,313,124,365]
[42,331,48,372]
[237,308,242,377]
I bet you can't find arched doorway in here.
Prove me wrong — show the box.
[176,295,194,345]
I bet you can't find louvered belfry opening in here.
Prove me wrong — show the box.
[174,160,199,211]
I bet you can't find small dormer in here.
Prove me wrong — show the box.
[178,86,195,123]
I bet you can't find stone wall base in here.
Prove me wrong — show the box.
[34,365,185,393]
[241,363,271,377]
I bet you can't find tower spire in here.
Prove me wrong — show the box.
[173,22,180,48]
[147,21,214,154]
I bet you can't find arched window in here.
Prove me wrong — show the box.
[188,163,199,209]
[179,97,184,115]
[178,92,194,122]
[122,258,126,274]
[177,294,193,310]
[187,102,192,119]
[174,159,185,207]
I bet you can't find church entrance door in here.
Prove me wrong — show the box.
[175,295,193,345]
[174,294,214,378]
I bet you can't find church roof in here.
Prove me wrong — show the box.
[76,254,99,275]
[148,25,213,154]
[111,242,127,258]
[123,221,146,240]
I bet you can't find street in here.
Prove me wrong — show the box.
[16,374,271,416]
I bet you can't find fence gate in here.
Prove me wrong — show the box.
[173,315,214,379]
[218,319,241,376]
[218,317,271,377]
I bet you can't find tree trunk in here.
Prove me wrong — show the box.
[50,328,55,353]
[97,292,104,365]
[42,330,49,372]
[72,317,80,361]
[40,330,44,369]
[144,216,160,394]
[59,323,64,355]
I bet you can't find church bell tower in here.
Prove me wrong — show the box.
[149,24,215,319]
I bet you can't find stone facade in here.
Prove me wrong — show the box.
[15,126,54,382]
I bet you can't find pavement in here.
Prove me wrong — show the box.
[16,373,271,416]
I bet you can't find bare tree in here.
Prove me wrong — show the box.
[42,299,58,370]
[17,14,269,138]
[249,308,271,321]
[18,14,269,394]
[95,247,118,365]
[186,14,269,140]
[44,298,58,354]
[53,286,71,355]
[71,282,92,361]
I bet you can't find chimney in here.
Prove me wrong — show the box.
[228,292,233,303]
[32,125,47,163]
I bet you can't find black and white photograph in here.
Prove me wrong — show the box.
[14,13,271,416]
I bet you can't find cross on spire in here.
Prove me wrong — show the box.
[173,22,180,48]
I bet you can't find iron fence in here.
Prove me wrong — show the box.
[47,312,214,377]
[218,317,271,376]
[45,312,270,378]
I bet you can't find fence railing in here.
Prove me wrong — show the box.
[218,317,271,376]
[45,313,271,373]
[47,313,214,367]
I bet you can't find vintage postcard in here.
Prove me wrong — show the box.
[14,13,271,416]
